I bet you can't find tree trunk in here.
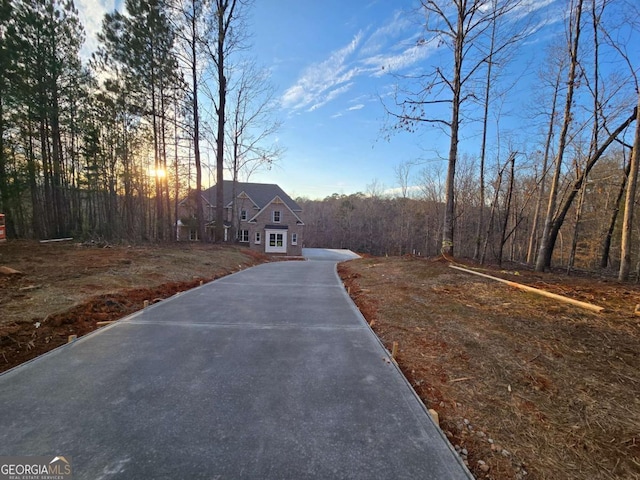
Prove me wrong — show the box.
[191,6,205,242]
[173,96,180,241]
[498,153,516,266]
[442,7,464,257]
[151,71,163,241]
[567,177,587,273]
[214,0,232,243]
[527,69,561,264]
[481,158,507,264]
[26,112,42,238]
[473,5,498,261]
[0,95,9,233]
[542,109,637,270]
[535,0,584,271]
[618,95,640,281]
[600,157,630,268]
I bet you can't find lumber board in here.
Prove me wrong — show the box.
[449,265,604,313]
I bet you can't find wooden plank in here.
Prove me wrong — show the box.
[39,237,73,243]
[449,265,604,313]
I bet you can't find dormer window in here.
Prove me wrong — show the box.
[273,210,281,223]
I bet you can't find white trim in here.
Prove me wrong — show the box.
[247,195,305,225]
[226,190,260,210]
[265,229,287,254]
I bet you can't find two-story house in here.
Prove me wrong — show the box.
[177,181,304,256]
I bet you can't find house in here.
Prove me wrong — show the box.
[177,181,304,256]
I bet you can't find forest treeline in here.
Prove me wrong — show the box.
[0,0,638,278]
[298,152,632,274]
[300,0,639,278]
[0,0,277,243]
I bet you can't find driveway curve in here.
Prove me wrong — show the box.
[0,248,472,479]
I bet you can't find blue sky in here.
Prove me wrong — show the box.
[248,0,437,199]
[76,0,638,200]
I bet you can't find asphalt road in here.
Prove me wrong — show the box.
[0,248,472,479]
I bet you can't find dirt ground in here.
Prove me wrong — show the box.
[0,240,268,373]
[339,256,640,480]
[2,242,639,479]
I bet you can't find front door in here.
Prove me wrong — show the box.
[265,230,287,254]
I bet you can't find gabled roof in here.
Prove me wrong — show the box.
[202,181,302,212]
[247,194,304,225]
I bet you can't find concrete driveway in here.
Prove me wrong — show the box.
[0,249,472,479]
[302,247,360,261]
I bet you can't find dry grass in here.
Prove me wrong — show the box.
[340,256,640,480]
[0,241,268,372]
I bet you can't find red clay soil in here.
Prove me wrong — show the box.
[1,280,207,371]
[0,241,268,373]
[339,256,640,480]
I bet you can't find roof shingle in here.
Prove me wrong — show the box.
[202,181,301,212]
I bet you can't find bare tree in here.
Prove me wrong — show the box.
[395,160,417,200]
[526,49,565,264]
[618,96,640,280]
[386,0,525,257]
[227,62,283,239]
[535,0,639,271]
[206,0,248,242]
[481,152,512,264]
[600,153,630,268]
[535,0,585,271]
[393,160,417,254]
[170,0,207,241]
[227,63,282,182]
[496,152,516,265]
[473,0,525,260]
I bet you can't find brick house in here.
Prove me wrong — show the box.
[177,181,304,256]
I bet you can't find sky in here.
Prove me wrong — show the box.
[74,0,638,200]
[247,0,440,199]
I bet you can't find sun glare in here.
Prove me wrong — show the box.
[149,168,166,179]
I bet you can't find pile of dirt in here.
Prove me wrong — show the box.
[340,256,640,480]
[0,241,268,373]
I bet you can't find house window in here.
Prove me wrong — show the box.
[255,232,261,244]
[238,229,249,242]
[269,233,284,247]
[273,210,281,223]
[291,233,298,245]
[240,209,247,221]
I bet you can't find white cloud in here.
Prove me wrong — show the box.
[76,0,117,60]
[360,10,413,56]
[364,40,437,77]
[281,33,363,111]
[281,10,440,113]
[307,83,355,112]
[348,104,365,111]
